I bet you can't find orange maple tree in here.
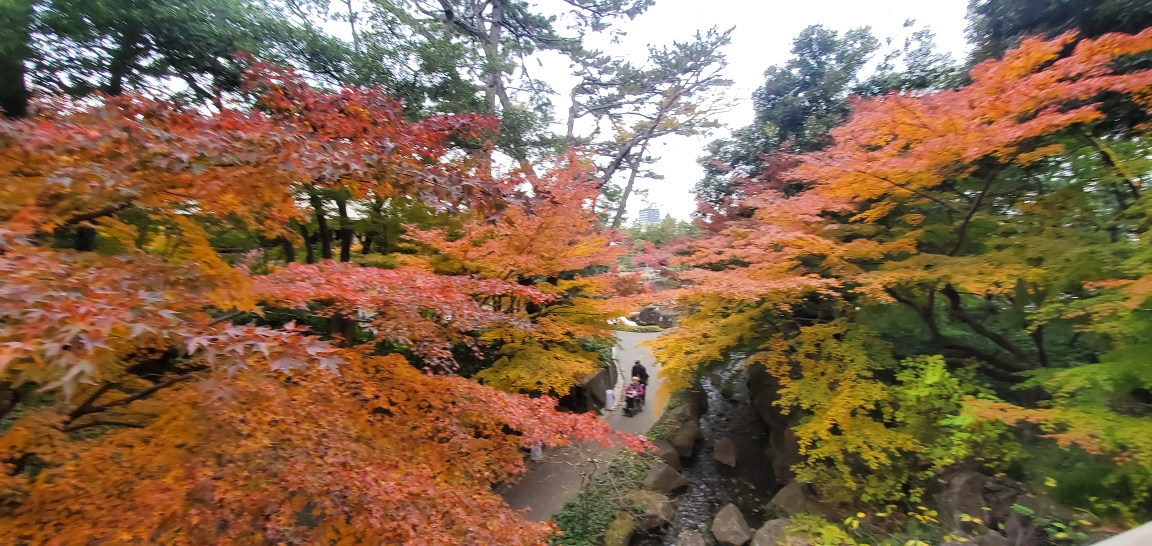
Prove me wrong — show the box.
[0,66,639,544]
[406,158,628,395]
[654,30,1152,507]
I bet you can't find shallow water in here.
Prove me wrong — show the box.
[636,359,780,544]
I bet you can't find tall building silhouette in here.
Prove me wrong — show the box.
[638,207,660,224]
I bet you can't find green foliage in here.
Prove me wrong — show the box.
[613,324,661,333]
[757,323,1018,505]
[785,513,858,545]
[644,390,690,442]
[475,341,601,396]
[624,215,697,248]
[893,356,1019,475]
[856,24,963,96]
[24,0,345,105]
[696,25,880,204]
[966,0,1152,63]
[695,23,960,206]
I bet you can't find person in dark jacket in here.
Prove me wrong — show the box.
[631,360,648,385]
[630,360,648,402]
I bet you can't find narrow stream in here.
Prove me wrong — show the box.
[637,358,780,544]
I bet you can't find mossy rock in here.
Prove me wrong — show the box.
[604,512,636,546]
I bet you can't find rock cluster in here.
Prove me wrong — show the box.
[618,365,1120,546]
[933,471,1106,546]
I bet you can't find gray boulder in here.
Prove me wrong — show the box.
[720,381,737,400]
[714,437,737,467]
[683,388,708,416]
[651,438,682,470]
[711,503,753,546]
[972,531,1011,546]
[678,530,708,546]
[766,416,803,485]
[948,530,1011,546]
[644,461,690,494]
[604,512,635,546]
[937,471,991,530]
[670,419,703,458]
[627,490,674,531]
[666,403,699,423]
[752,519,790,546]
[752,393,775,427]
[764,482,830,519]
[710,372,723,387]
[1003,510,1041,546]
[1012,493,1100,526]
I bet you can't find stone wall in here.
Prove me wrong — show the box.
[559,358,618,413]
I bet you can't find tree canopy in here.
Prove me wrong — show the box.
[0,62,641,543]
[655,28,1152,516]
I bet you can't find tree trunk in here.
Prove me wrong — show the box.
[280,237,296,263]
[329,313,357,346]
[597,87,680,190]
[75,226,97,252]
[565,87,579,147]
[105,27,144,97]
[336,196,353,262]
[494,83,539,181]
[308,190,333,260]
[361,233,374,254]
[611,137,651,228]
[0,0,33,119]
[483,1,503,115]
[299,224,315,264]
[344,0,360,54]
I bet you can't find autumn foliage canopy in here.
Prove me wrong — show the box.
[0,64,636,544]
[654,29,1152,512]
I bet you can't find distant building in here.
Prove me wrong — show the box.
[638,207,660,224]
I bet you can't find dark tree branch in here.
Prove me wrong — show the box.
[949,160,1013,256]
[1075,127,1141,199]
[210,310,244,326]
[1030,326,1049,368]
[66,374,196,421]
[308,190,332,260]
[61,419,147,433]
[940,283,1035,369]
[0,382,21,422]
[884,286,1030,374]
[65,202,134,225]
[942,357,1024,383]
[68,382,116,420]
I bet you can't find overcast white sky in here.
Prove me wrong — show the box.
[532,0,972,222]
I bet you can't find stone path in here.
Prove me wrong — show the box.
[500,330,666,522]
